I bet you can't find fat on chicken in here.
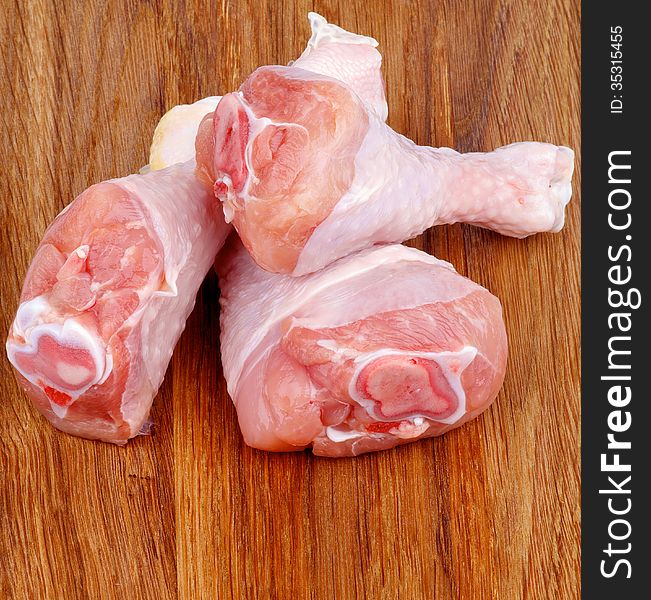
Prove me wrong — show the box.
[6,164,230,443]
[196,17,575,276]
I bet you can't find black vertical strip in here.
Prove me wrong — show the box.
[582,3,648,597]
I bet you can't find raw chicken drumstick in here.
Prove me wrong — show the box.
[217,238,507,457]
[6,164,230,443]
[197,37,575,276]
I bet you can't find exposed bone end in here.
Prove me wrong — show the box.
[547,145,575,232]
[7,314,110,410]
[357,355,458,420]
[149,96,222,171]
[351,347,478,426]
[304,12,379,51]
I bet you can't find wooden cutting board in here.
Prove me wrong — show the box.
[0,1,580,598]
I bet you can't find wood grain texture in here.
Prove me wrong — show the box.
[0,1,581,598]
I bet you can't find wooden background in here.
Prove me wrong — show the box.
[0,1,580,598]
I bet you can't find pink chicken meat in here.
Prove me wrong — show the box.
[197,20,575,276]
[218,239,507,457]
[6,163,230,443]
